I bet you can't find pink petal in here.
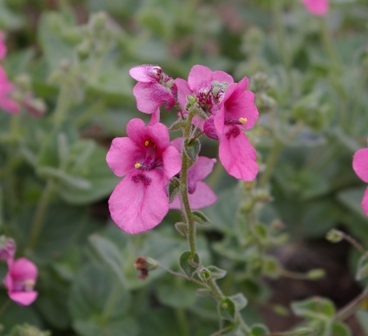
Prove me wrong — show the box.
[353,148,368,183]
[174,78,192,110]
[129,65,161,82]
[106,137,139,177]
[126,118,170,151]
[170,181,217,210]
[133,82,174,114]
[149,108,160,125]
[108,170,169,234]
[212,70,234,85]
[188,65,213,91]
[302,0,329,16]
[162,145,182,181]
[188,157,216,188]
[219,126,258,181]
[363,187,368,216]
[11,258,38,280]
[9,291,38,306]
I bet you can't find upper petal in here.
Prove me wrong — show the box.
[129,65,161,82]
[174,78,192,111]
[188,65,213,92]
[108,170,169,234]
[11,258,38,281]
[219,127,258,181]
[302,0,329,16]
[353,148,368,183]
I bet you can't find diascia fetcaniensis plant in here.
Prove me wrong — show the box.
[1,1,368,335]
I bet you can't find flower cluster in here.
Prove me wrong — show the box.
[0,236,38,306]
[302,0,329,16]
[353,147,368,216]
[107,65,259,234]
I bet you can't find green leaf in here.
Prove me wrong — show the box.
[168,177,181,203]
[69,263,138,336]
[6,324,50,336]
[183,138,201,162]
[174,222,188,237]
[192,210,211,225]
[250,324,269,336]
[331,322,351,336]
[179,251,200,278]
[338,187,368,220]
[218,298,236,322]
[206,265,227,280]
[356,255,368,281]
[156,277,198,309]
[196,288,212,297]
[230,293,248,311]
[291,297,336,321]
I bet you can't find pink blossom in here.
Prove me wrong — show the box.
[169,138,217,209]
[106,118,182,234]
[175,65,233,115]
[0,66,20,114]
[214,78,259,181]
[0,31,7,60]
[0,236,16,261]
[353,148,368,216]
[302,0,329,16]
[4,258,38,306]
[129,65,176,120]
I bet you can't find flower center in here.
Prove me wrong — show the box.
[135,139,162,171]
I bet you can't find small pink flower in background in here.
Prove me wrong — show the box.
[170,138,217,210]
[214,77,259,181]
[0,31,7,60]
[353,148,368,216]
[4,258,38,306]
[0,236,16,261]
[106,118,181,234]
[129,65,177,121]
[302,0,329,16]
[0,66,20,114]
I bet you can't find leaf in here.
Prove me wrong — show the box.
[338,187,368,220]
[356,255,368,281]
[250,324,269,336]
[69,263,138,336]
[291,297,336,321]
[179,251,200,278]
[218,298,236,322]
[183,138,201,162]
[192,210,211,225]
[230,293,248,311]
[331,322,352,336]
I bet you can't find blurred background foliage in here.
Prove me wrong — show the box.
[0,0,368,335]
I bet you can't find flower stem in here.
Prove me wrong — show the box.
[180,114,197,256]
[53,83,70,129]
[26,179,54,254]
[336,285,368,321]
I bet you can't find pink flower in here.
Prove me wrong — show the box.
[4,258,38,306]
[353,148,368,216]
[175,65,233,115]
[0,66,20,114]
[0,31,7,60]
[214,78,259,181]
[0,236,16,261]
[169,138,217,210]
[106,118,182,234]
[129,65,176,121]
[302,0,329,16]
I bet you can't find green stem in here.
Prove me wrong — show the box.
[176,308,190,336]
[26,180,54,254]
[0,299,11,317]
[336,285,368,321]
[180,114,197,256]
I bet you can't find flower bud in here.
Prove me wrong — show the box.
[326,229,344,243]
[23,96,47,117]
[134,257,158,280]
